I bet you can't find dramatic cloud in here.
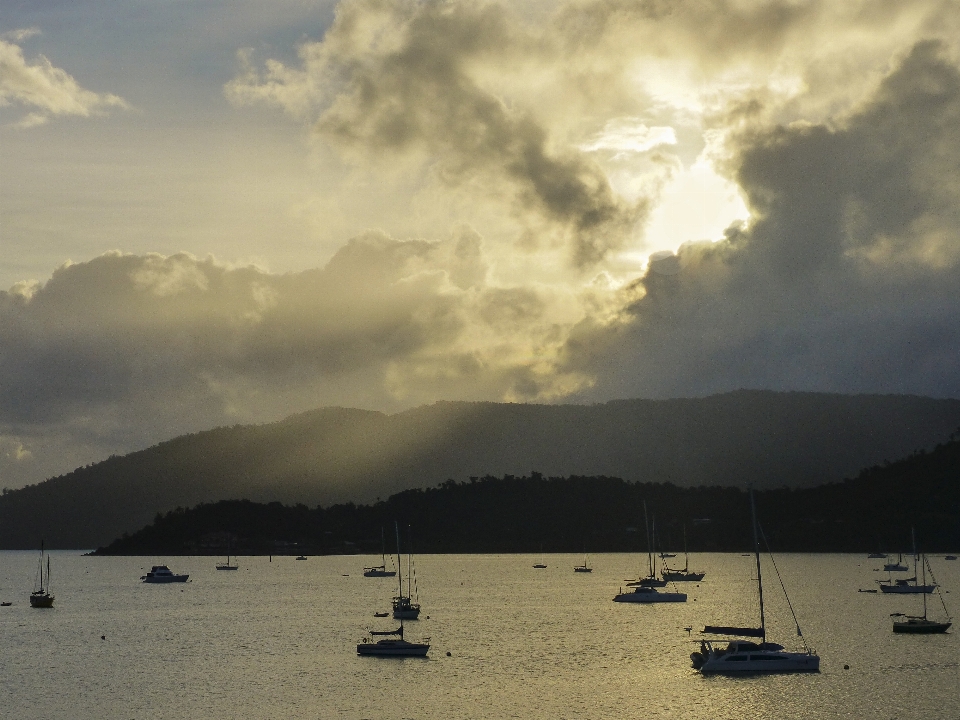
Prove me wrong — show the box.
[0,232,593,487]
[565,39,960,400]
[4,0,960,489]
[0,35,128,127]
[227,0,650,269]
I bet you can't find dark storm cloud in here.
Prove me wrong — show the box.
[565,40,960,400]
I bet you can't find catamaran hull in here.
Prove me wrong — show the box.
[29,593,54,608]
[694,652,820,674]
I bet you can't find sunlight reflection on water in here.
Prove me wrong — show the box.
[0,551,957,719]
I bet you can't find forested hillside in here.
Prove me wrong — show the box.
[93,433,960,555]
[4,390,959,548]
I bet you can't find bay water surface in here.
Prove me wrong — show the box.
[1,551,958,719]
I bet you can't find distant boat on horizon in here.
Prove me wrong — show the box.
[364,528,397,577]
[533,545,547,569]
[883,553,908,572]
[660,525,705,582]
[216,539,238,571]
[879,530,935,594]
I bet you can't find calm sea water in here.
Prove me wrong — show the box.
[1,551,957,719]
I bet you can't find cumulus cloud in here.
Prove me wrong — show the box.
[0,35,128,127]
[0,231,595,486]
[227,0,650,269]
[564,39,960,400]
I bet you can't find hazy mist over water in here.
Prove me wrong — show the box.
[1,551,958,719]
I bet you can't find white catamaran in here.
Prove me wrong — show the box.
[690,491,819,674]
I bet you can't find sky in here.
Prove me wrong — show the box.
[2,0,960,490]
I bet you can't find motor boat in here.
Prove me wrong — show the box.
[141,565,189,583]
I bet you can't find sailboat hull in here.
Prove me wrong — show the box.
[879,584,935,594]
[363,569,396,577]
[893,619,951,633]
[661,571,705,581]
[614,589,686,603]
[29,592,54,608]
[357,639,429,656]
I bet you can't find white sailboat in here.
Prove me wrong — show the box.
[216,538,238,570]
[615,508,686,603]
[661,525,705,582]
[625,502,667,587]
[574,549,592,573]
[883,553,908,572]
[364,527,397,577]
[533,545,547,569]
[690,491,819,674]
[29,542,54,608]
[891,554,952,634]
[879,530,935,594]
[392,523,421,620]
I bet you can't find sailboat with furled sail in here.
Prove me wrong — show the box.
[891,554,952,634]
[392,524,421,619]
[363,527,397,577]
[30,541,54,608]
[690,490,819,674]
[661,525,705,582]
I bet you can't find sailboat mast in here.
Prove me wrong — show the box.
[921,550,928,619]
[750,490,766,641]
[643,501,652,577]
[395,521,402,600]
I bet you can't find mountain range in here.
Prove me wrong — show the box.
[2,390,959,548]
